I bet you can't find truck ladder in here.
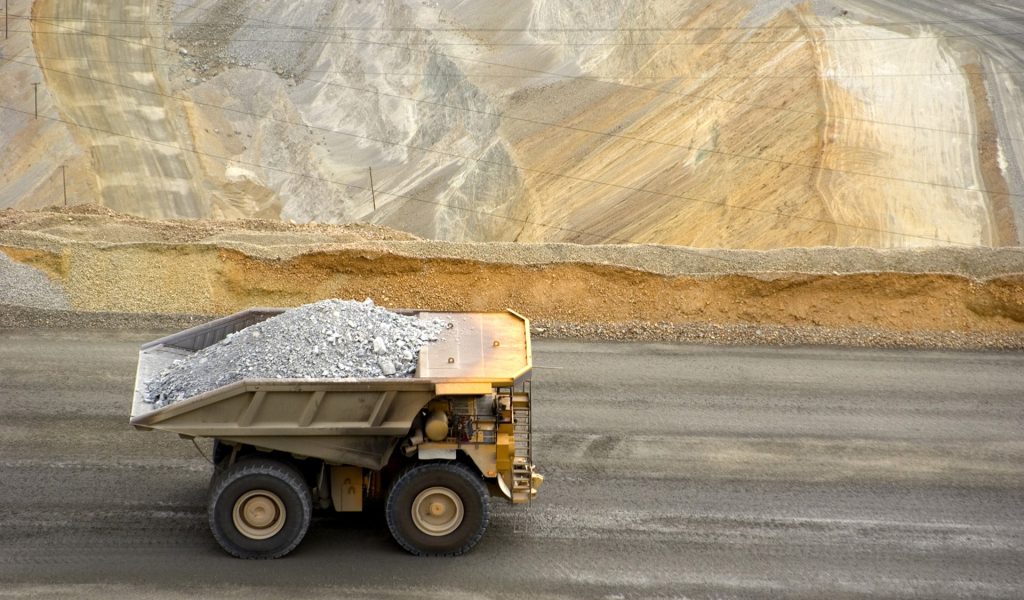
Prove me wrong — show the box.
[511,393,533,504]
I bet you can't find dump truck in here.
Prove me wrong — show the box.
[130,307,542,558]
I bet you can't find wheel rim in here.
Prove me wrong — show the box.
[232,489,286,540]
[411,486,464,537]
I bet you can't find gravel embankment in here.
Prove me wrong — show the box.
[144,300,447,408]
[0,305,209,331]
[531,320,1024,351]
[2,208,1022,352]
[2,305,1021,352]
[0,253,69,310]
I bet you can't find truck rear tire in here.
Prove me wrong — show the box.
[385,461,490,556]
[208,458,312,559]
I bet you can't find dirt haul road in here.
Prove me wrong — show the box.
[1,325,1022,599]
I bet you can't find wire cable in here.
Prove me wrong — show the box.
[17,23,1024,199]
[13,13,1024,32]
[1,102,726,251]
[18,9,1024,143]
[15,25,1024,46]
[0,88,983,248]
[23,54,1024,81]
[7,9,1012,246]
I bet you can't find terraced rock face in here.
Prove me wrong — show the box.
[1,0,1021,247]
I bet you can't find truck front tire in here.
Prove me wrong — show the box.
[208,458,312,559]
[385,461,490,556]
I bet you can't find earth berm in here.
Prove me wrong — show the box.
[1,206,1022,350]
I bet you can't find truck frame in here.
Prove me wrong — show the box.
[130,307,542,558]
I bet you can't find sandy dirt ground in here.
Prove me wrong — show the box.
[0,0,1020,247]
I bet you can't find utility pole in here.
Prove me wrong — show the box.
[32,82,39,118]
[61,165,67,206]
[368,167,376,211]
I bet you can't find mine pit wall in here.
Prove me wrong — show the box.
[2,243,1022,334]
[962,63,1019,247]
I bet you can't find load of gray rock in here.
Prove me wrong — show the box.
[144,299,447,408]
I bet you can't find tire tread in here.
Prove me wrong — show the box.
[385,461,490,557]
[208,458,312,559]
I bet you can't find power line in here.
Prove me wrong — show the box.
[11,12,1024,32]
[149,3,1019,142]
[15,25,1024,46]
[25,54,1024,81]
[6,107,995,314]
[16,16,1020,242]
[0,103,755,261]
[24,10,1024,144]
[15,11,1012,244]
[20,21,1024,196]
[0,117,986,309]
[0,64,984,248]
[67,6,1015,143]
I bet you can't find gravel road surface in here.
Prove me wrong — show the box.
[1,327,1022,599]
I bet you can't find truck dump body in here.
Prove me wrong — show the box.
[130,308,532,471]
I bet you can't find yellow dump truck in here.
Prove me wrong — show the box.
[130,308,542,558]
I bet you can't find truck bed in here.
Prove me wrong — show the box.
[129,307,531,468]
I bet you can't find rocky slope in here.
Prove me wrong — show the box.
[0,0,1021,247]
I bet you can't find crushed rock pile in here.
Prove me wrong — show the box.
[0,252,70,310]
[144,299,447,408]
